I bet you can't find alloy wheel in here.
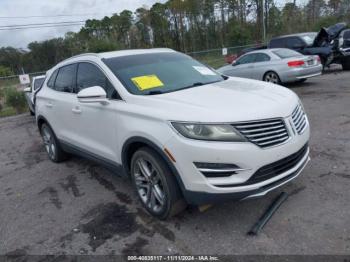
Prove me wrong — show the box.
[42,126,56,160]
[133,157,166,213]
[264,72,279,84]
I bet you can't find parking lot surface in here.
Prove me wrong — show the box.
[1,68,350,256]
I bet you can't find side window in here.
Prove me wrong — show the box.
[254,53,271,63]
[236,54,256,65]
[269,38,285,48]
[76,62,121,100]
[54,64,77,93]
[285,37,304,49]
[47,69,58,88]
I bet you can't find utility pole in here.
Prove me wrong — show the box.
[262,0,266,43]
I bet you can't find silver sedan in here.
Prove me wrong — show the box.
[217,48,323,84]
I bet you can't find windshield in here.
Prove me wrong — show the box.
[103,52,224,95]
[272,49,303,59]
[301,33,317,46]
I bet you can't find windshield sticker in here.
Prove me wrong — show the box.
[131,75,164,91]
[193,66,216,76]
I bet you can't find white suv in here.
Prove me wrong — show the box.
[36,49,310,219]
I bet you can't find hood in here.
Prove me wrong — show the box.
[128,77,299,123]
[313,22,347,47]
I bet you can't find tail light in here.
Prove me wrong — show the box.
[316,56,321,63]
[288,60,305,67]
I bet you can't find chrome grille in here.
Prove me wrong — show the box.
[233,119,289,148]
[292,105,307,134]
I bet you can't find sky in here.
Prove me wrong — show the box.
[0,0,306,49]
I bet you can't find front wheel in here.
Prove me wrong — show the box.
[263,71,281,84]
[130,147,186,219]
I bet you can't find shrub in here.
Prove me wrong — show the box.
[4,87,27,113]
[0,65,13,77]
[0,107,16,117]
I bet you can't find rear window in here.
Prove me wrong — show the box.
[301,33,317,45]
[272,49,302,59]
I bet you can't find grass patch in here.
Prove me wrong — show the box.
[0,107,17,118]
[0,78,19,89]
[0,86,28,118]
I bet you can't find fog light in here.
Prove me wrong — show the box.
[194,162,244,178]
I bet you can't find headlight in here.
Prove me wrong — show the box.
[171,122,246,142]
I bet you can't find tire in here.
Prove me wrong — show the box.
[263,71,281,84]
[130,147,186,220]
[40,123,67,163]
[342,59,350,71]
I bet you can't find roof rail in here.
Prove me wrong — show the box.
[60,52,99,63]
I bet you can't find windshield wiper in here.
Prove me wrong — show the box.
[147,90,163,95]
[178,80,223,92]
[177,82,206,91]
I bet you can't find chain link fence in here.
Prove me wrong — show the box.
[0,71,46,117]
[0,43,259,89]
[186,44,258,69]
[0,71,46,89]
[0,44,261,117]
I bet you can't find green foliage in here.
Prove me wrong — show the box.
[4,87,27,113]
[87,39,120,53]
[0,65,13,77]
[0,106,17,118]
[313,15,342,30]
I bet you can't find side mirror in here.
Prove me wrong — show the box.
[77,86,109,105]
[232,60,238,66]
[23,87,31,92]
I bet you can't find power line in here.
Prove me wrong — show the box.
[0,21,86,28]
[0,13,114,19]
[0,23,85,31]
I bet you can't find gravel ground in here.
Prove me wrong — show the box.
[1,67,349,256]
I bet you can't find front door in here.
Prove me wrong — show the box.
[227,53,256,79]
[70,62,121,162]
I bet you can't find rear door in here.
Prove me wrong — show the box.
[44,64,78,142]
[70,62,121,161]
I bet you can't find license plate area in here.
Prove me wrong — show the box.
[307,59,314,66]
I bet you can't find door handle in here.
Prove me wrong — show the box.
[45,102,53,108]
[72,107,82,114]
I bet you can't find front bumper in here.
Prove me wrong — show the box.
[182,149,309,205]
[165,115,310,205]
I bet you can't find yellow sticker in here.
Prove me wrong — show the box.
[131,75,164,91]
